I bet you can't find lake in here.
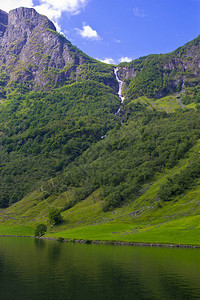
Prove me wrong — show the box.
[0,237,200,299]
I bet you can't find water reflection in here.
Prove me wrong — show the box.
[47,242,62,262]
[34,237,46,249]
[0,238,200,299]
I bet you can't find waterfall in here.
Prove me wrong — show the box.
[114,67,124,116]
[101,68,124,139]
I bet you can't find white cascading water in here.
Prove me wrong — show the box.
[101,68,124,138]
[114,67,124,115]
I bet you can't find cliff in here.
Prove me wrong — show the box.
[0,7,116,92]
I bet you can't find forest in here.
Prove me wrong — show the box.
[0,33,200,215]
[0,81,120,207]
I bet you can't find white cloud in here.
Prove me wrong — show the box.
[1,0,88,15]
[1,0,34,12]
[76,24,100,40]
[1,0,89,32]
[97,56,132,65]
[35,0,89,31]
[133,7,147,18]
[114,39,121,43]
[34,3,61,31]
[34,3,61,20]
[98,58,116,64]
[119,57,132,63]
[36,0,89,16]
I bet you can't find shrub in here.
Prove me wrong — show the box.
[48,207,63,225]
[35,224,47,237]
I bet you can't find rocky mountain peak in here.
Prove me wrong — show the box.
[0,7,88,91]
[8,7,56,31]
[0,7,118,94]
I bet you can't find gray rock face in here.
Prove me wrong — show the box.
[0,7,89,90]
[0,10,8,37]
[0,9,8,26]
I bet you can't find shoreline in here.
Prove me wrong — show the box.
[1,234,200,249]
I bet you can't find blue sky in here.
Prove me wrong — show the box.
[2,0,200,64]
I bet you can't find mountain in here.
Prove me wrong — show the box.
[0,7,117,94]
[118,35,200,101]
[0,7,120,208]
[0,7,200,245]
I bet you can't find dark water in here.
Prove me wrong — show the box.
[0,238,200,299]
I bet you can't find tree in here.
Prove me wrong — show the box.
[35,224,47,237]
[48,207,63,225]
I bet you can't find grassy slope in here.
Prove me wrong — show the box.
[1,178,200,245]
[1,111,200,245]
[128,95,181,113]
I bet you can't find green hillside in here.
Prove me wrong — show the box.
[119,35,200,102]
[1,19,200,246]
[1,134,200,245]
[0,81,120,207]
[1,102,200,245]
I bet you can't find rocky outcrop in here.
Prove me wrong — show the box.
[0,7,118,92]
[0,9,8,37]
[0,7,92,90]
